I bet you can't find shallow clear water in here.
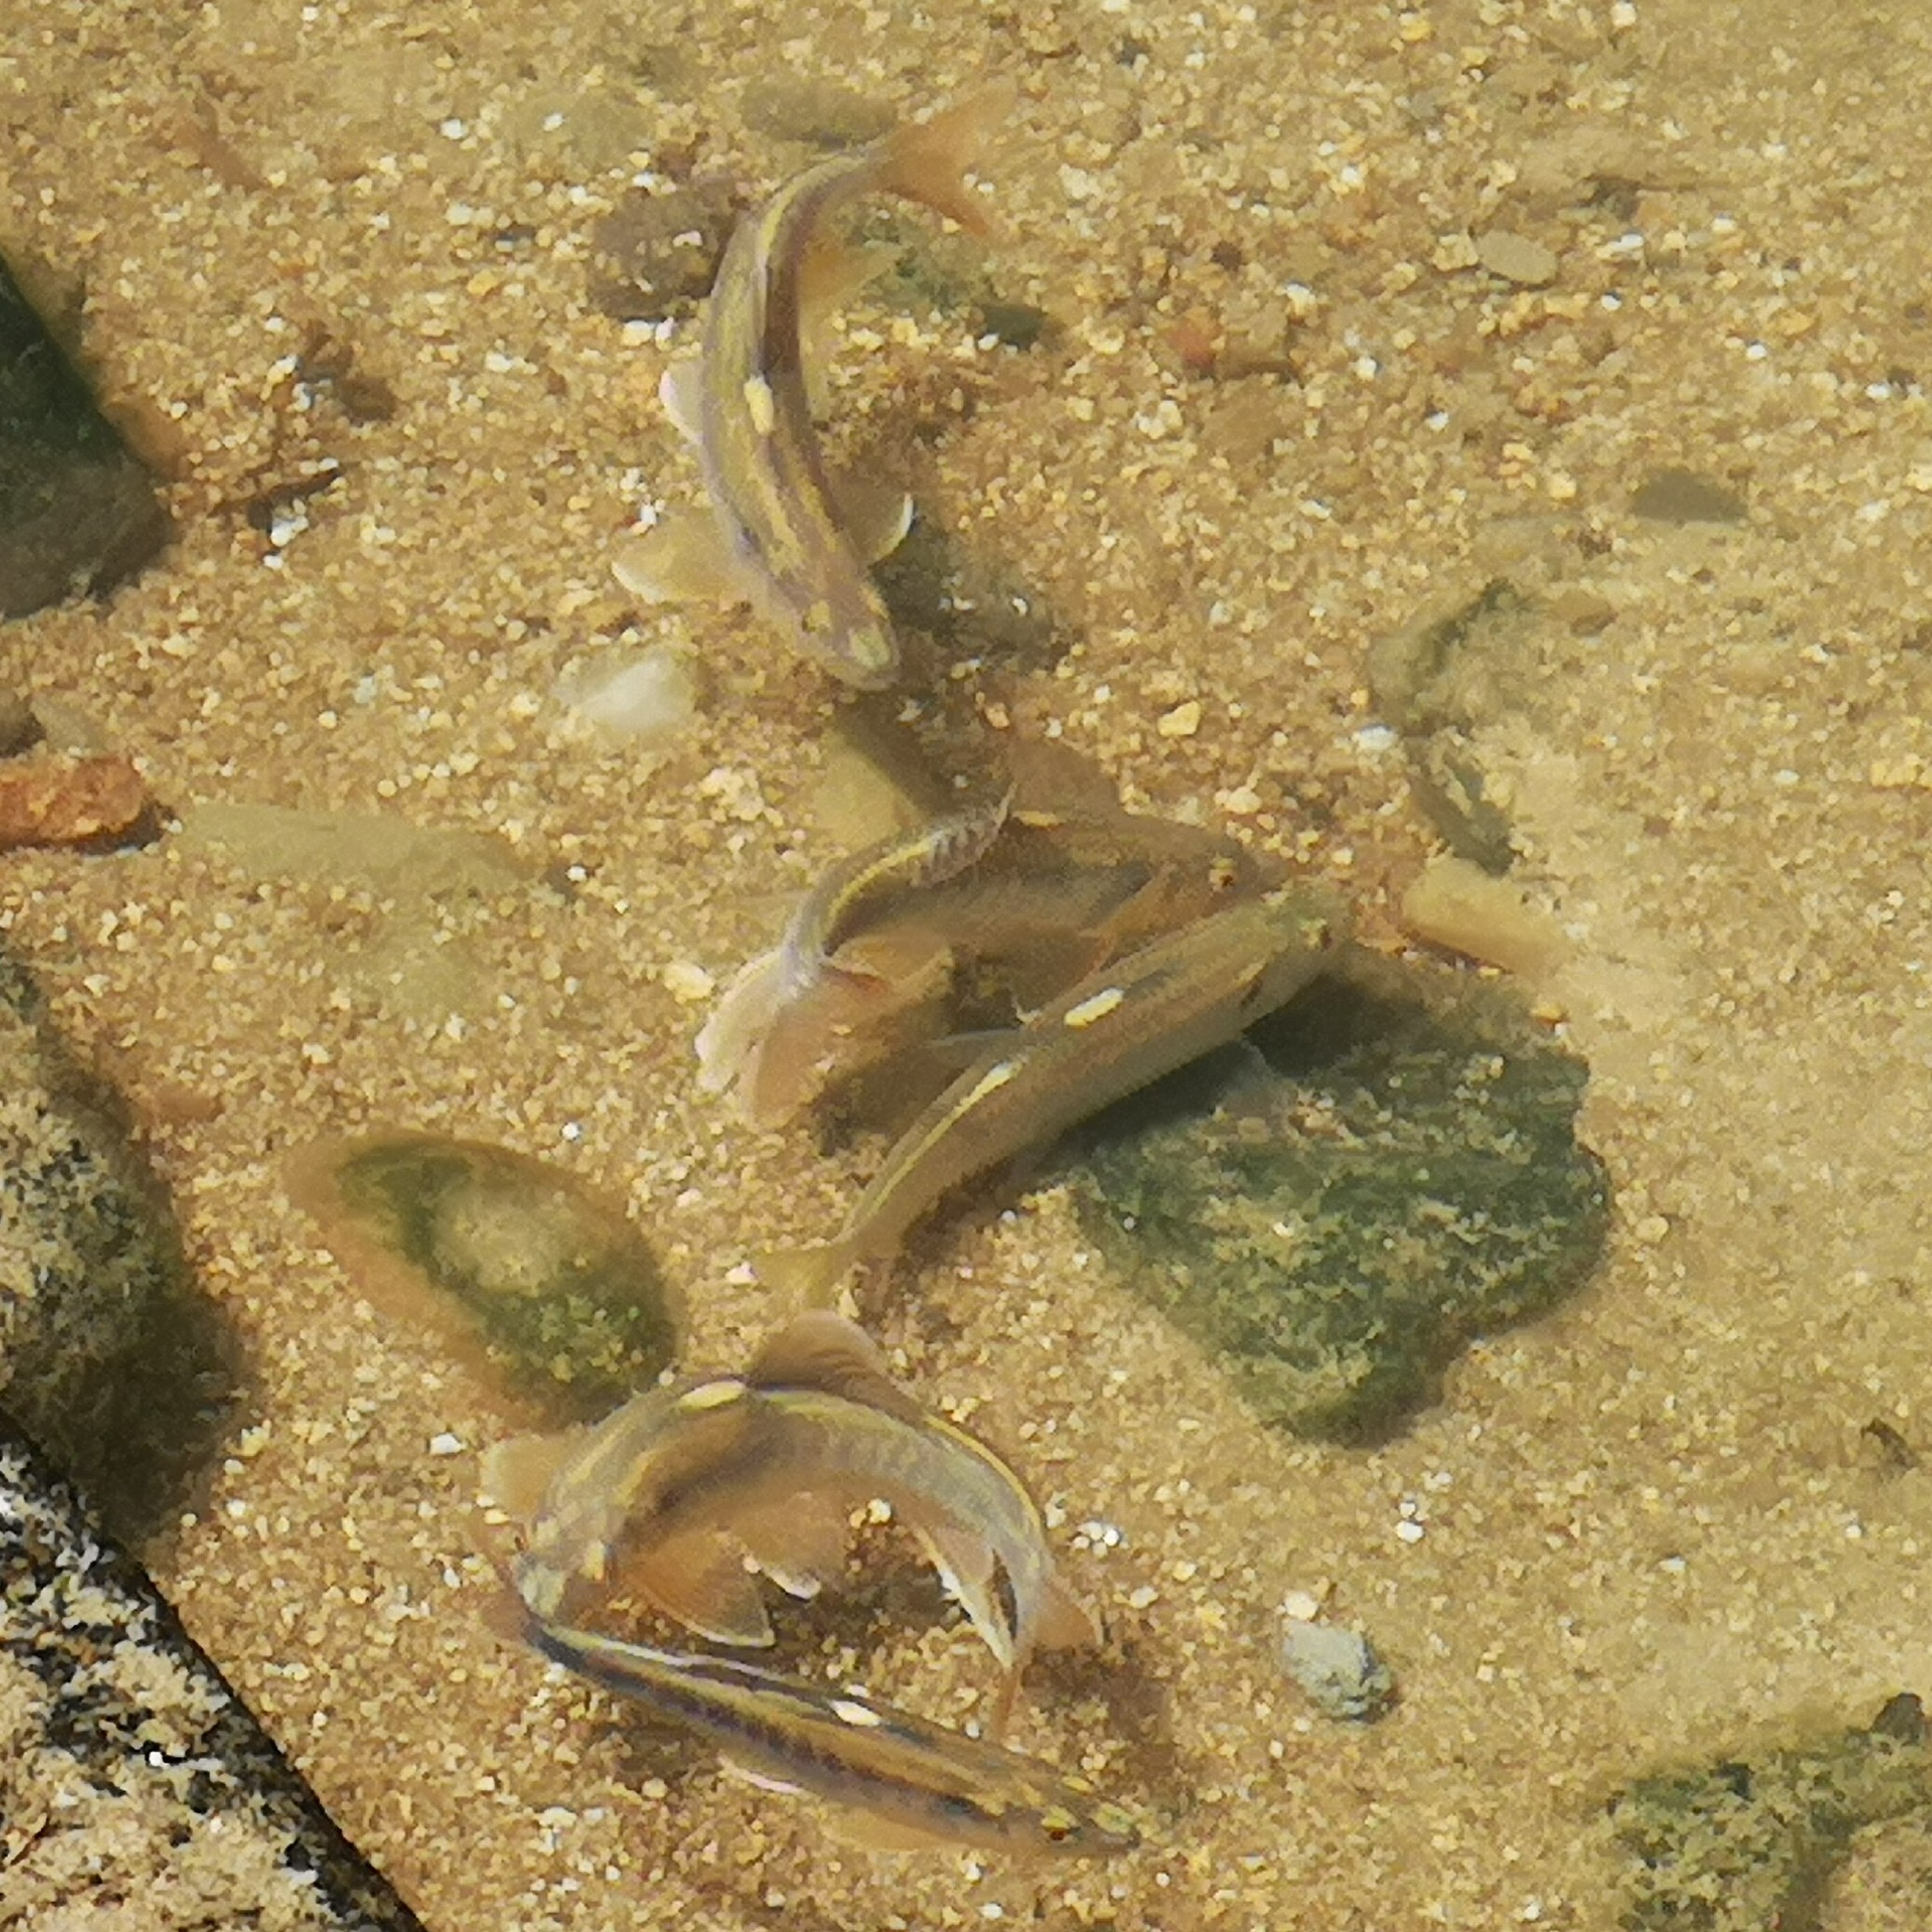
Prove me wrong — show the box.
[6,2,1932,1924]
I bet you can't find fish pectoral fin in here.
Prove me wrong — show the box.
[621,1530,776,1647]
[694,947,788,1100]
[814,1804,969,1855]
[751,1239,863,1309]
[611,513,745,606]
[657,359,705,444]
[827,926,957,992]
[829,470,916,565]
[477,1429,583,1520]
[729,1490,855,1600]
[1034,1576,1103,1651]
[912,1520,1015,1670]
[745,1310,926,1423]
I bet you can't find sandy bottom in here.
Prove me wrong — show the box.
[6,0,1932,1924]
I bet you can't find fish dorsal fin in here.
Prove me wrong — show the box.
[911,1519,1015,1670]
[729,1489,856,1600]
[478,1429,583,1521]
[619,1527,775,1647]
[745,1311,926,1425]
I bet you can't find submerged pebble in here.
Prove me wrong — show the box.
[288,1134,679,1423]
[554,644,697,745]
[1067,951,1609,1442]
[0,751,149,848]
[1630,466,1749,525]
[1279,1617,1396,1723]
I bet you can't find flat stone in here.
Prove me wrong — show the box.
[1067,949,1610,1442]
[0,1417,427,1930]
[1475,229,1560,287]
[288,1132,680,1424]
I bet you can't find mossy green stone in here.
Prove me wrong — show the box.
[310,1135,678,1421]
[1067,953,1610,1442]
[1610,1696,1932,1930]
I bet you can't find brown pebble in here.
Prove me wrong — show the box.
[0,753,150,849]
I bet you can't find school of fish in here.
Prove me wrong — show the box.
[484,82,1359,1862]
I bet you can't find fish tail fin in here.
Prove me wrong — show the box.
[754,1236,857,1307]
[872,82,1015,237]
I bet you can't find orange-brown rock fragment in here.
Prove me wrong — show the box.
[0,752,149,849]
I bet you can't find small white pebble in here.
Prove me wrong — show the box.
[1395,1520,1426,1544]
[428,1432,464,1457]
[660,960,716,1004]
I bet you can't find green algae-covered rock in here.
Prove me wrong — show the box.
[1609,1694,1932,1930]
[290,1134,679,1423]
[1067,951,1609,1442]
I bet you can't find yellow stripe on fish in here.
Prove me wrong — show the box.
[612,87,1013,688]
[756,890,1344,1304]
[524,1616,1142,1857]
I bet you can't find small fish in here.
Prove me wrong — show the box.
[488,1312,1095,1702]
[780,786,1014,998]
[525,1617,1142,1857]
[758,890,1343,1304]
[613,87,1013,688]
[698,764,1274,1129]
[696,789,1012,1117]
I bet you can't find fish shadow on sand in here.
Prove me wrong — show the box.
[874,507,1071,681]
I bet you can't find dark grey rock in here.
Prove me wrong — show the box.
[0,1415,428,1929]
[0,253,169,618]
[0,947,239,1536]
[1610,1694,1932,1930]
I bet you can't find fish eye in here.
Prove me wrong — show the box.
[1038,1806,1078,1842]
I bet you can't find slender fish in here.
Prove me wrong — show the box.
[526,1617,1141,1856]
[489,1312,1095,1697]
[614,87,1012,687]
[696,789,1013,1118]
[758,890,1343,1304]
